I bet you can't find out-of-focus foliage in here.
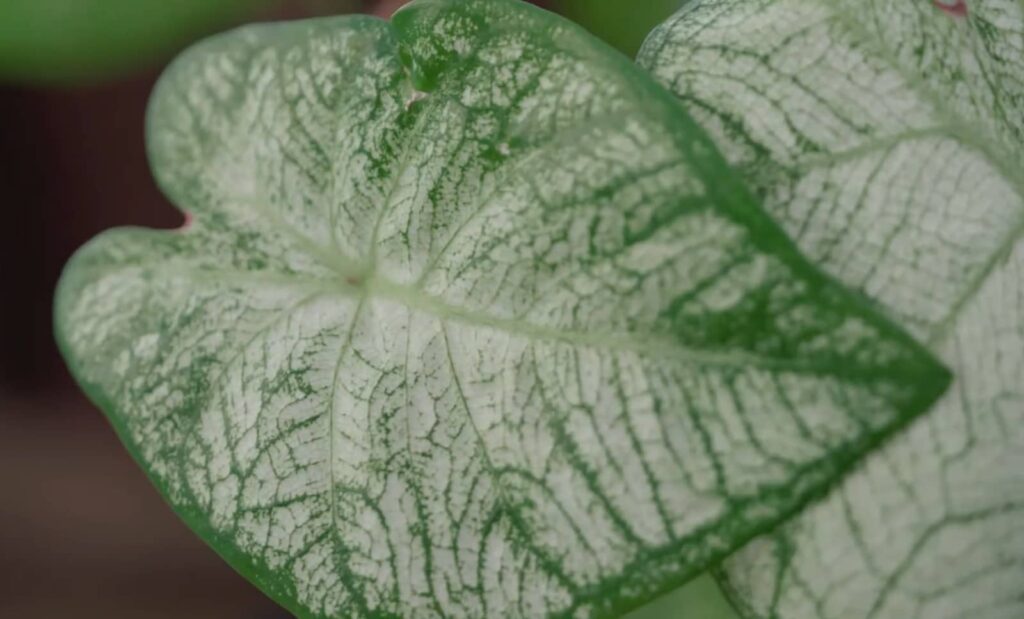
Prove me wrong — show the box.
[626,574,741,619]
[558,0,684,56]
[0,0,267,83]
[0,0,679,84]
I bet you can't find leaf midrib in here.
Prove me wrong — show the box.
[76,259,920,383]
[326,298,374,614]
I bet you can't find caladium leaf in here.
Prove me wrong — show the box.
[639,1,1024,617]
[55,0,949,617]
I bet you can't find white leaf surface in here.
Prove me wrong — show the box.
[640,1,1024,617]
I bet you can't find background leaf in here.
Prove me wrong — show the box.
[556,0,685,56]
[639,1,1024,617]
[625,574,742,619]
[56,0,949,617]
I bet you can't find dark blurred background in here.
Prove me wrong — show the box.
[0,1,686,617]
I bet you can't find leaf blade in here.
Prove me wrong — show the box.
[57,1,950,617]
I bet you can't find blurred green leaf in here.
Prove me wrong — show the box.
[625,574,742,619]
[0,0,268,84]
[558,0,683,56]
